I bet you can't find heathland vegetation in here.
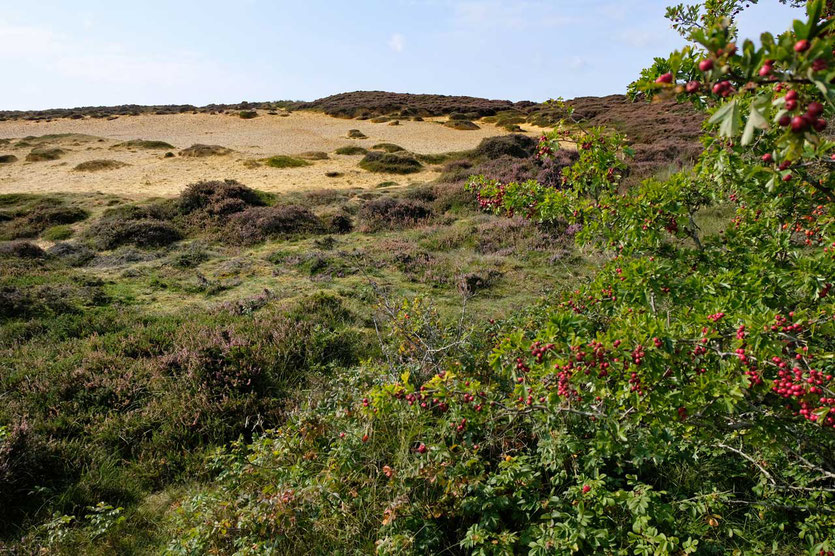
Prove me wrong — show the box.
[2,1,835,553]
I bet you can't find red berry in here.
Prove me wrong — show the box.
[807,102,824,118]
[759,64,773,77]
[814,118,827,131]
[778,114,792,127]
[685,80,700,93]
[362,433,369,442]
[795,39,811,53]
[783,173,792,182]
[785,90,798,101]
[582,485,591,494]
[786,99,798,111]
[699,59,714,72]
[791,115,809,132]
[762,153,773,163]
[656,72,673,84]
[416,443,427,454]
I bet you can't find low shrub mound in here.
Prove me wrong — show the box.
[114,139,175,150]
[371,143,405,153]
[321,212,354,234]
[347,129,367,139]
[298,151,329,160]
[73,159,129,172]
[359,152,423,174]
[226,206,324,244]
[0,241,46,258]
[85,205,182,250]
[177,179,266,223]
[264,155,311,168]
[359,197,432,231]
[474,134,537,159]
[179,144,233,157]
[25,148,65,162]
[46,241,94,266]
[335,146,368,155]
[444,120,480,130]
[0,155,17,164]
[239,110,258,119]
[0,200,89,240]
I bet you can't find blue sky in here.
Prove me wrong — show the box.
[0,1,801,110]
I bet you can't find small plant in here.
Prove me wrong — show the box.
[73,159,129,172]
[25,148,64,162]
[264,155,311,169]
[347,129,368,139]
[335,146,368,155]
[359,152,422,174]
[0,155,17,164]
[238,110,258,119]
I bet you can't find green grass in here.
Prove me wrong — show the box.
[263,155,311,168]
[41,225,74,241]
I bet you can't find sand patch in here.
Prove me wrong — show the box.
[0,111,551,199]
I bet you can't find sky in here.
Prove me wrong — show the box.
[0,0,803,110]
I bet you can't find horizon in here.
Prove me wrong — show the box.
[1,1,801,111]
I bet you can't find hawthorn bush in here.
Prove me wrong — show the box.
[146,2,835,554]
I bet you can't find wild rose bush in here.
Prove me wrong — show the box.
[164,2,835,554]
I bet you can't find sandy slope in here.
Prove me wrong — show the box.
[0,111,548,199]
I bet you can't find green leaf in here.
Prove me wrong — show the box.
[742,105,768,146]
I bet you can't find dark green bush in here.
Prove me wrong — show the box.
[473,134,537,159]
[359,152,422,174]
[25,148,65,162]
[264,156,311,169]
[335,146,368,155]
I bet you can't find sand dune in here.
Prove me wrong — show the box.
[0,111,548,198]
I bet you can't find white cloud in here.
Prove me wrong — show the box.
[388,33,405,52]
[568,56,587,70]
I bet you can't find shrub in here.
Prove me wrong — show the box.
[73,160,129,172]
[473,134,536,159]
[371,143,405,153]
[85,207,183,250]
[46,241,94,266]
[115,139,175,150]
[239,110,258,119]
[321,212,354,234]
[0,241,46,258]
[179,144,232,157]
[298,151,329,160]
[335,146,368,155]
[225,206,324,244]
[444,120,479,130]
[264,155,311,169]
[25,148,64,162]
[359,152,422,174]
[359,197,432,231]
[0,155,17,164]
[347,129,367,139]
[178,180,265,217]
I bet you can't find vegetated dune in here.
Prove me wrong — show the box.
[0,111,545,198]
[0,92,704,199]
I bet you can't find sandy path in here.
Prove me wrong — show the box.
[0,111,550,199]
